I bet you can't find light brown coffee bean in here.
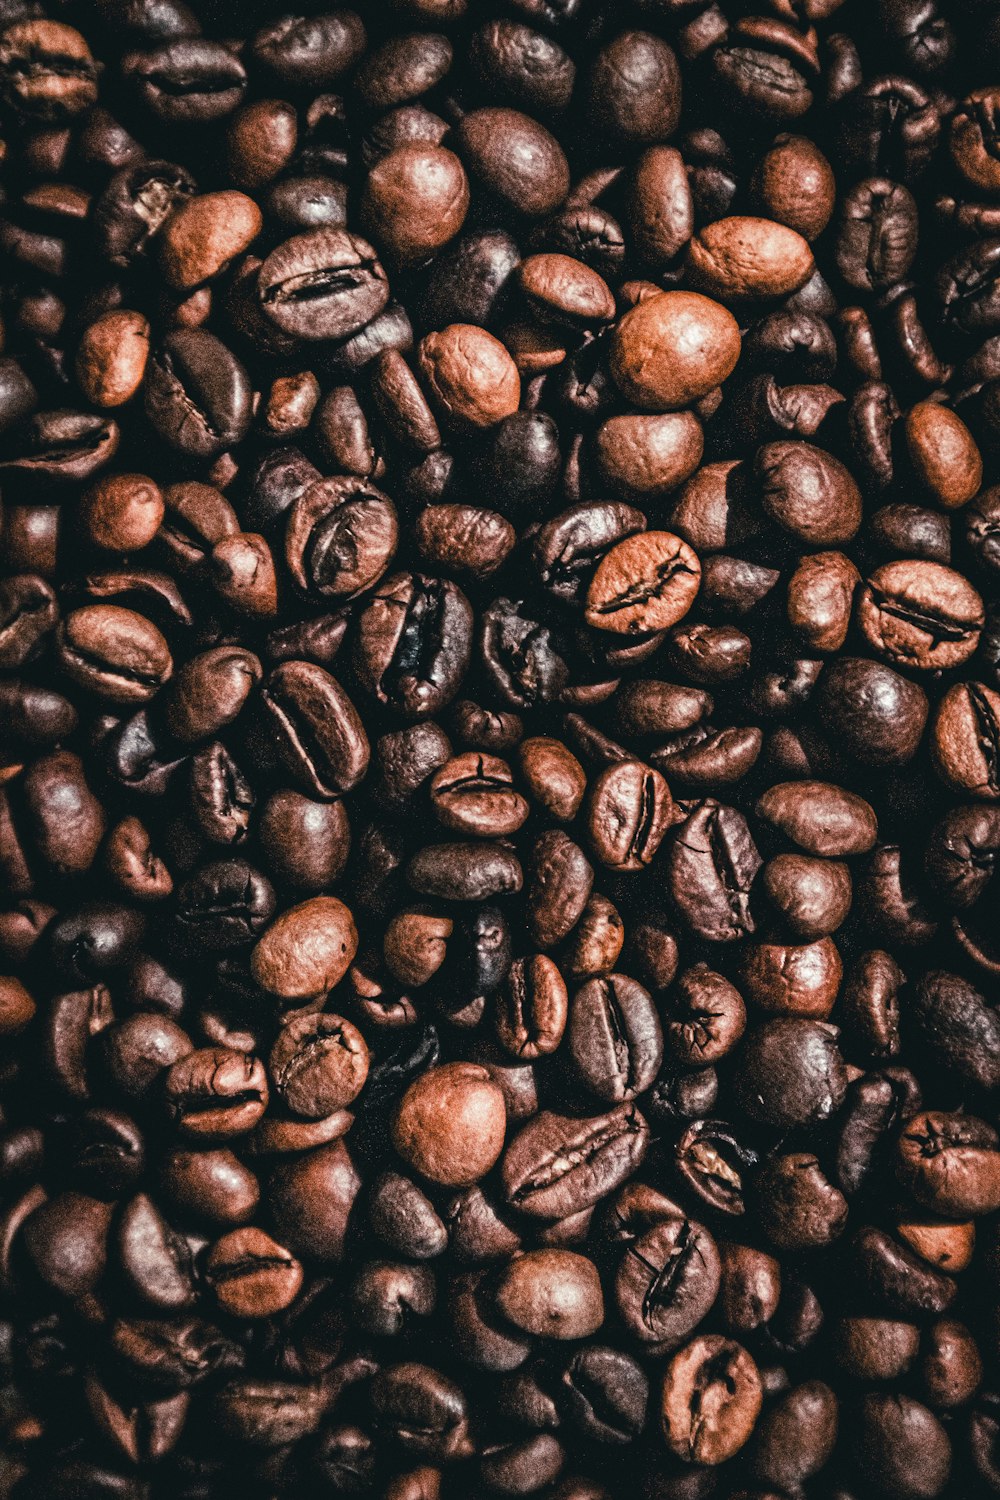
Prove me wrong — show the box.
[661,1335,762,1465]
[856,561,983,671]
[687,216,814,299]
[75,310,150,407]
[494,1250,604,1339]
[251,896,359,1004]
[610,291,740,409]
[585,531,701,634]
[905,401,982,509]
[417,324,520,428]
[496,955,568,1060]
[203,1227,302,1318]
[160,191,262,290]
[392,1062,506,1187]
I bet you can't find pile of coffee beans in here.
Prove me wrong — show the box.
[5,0,1000,1495]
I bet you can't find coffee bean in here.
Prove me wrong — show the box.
[428,752,528,837]
[164,1048,268,1139]
[269,1013,369,1117]
[355,572,473,716]
[741,936,843,1017]
[660,1335,762,1465]
[501,1104,649,1219]
[203,1227,302,1319]
[124,40,247,123]
[267,1140,361,1263]
[567,973,662,1103]
[0,21,97,121]
[754,1151,848,1250]
[585,531,701,635]
[260,660,369,797]
[615,1216,720,1352]
[584,760,673,871]
[159,191,262,291]
[610,291,741,409]
[257,229,389,341]
[756,779,878,855]
[56,604,172,705]
[666,800,761,942]
[495,955,567,1060]
[251,896,358,1004]
[689,215,815,300]
[455,107,569,218]
[818,657,929,766]
[854,1393,952,1499]
[738,1018,847,1128]
[392,1063,506,1187]
[418,324,521,429]
[525,829,593,949]
[144,329,252,459]
[857,561,984,670]
[757,440,862,545]
[897,1111,1000,1217]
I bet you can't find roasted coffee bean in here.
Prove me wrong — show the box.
[124,40,247,123]
[284,475,398,603]
[259,659,368,798]
[175,860,275,952]
[666,800,761,942]
[857,561,984,670]
[738,1018,848,1128]
[355,572,472,717]
[501,1104,649,1219]
[660,1335,762,1466]
[560,1345,648,1444]
[615,1216,720,1352]
[251,895,358,1004]
[257,229,389,341]
[428,753,528,837]
[144,329,252,459]
[56,605,172,705]
[853,1392,952,1499]
[567,973,662,1103]
[392,1063,506,1187]
[753,1151,848,1250]
[584,760,673,870]
[818,657,929,766]
[203,1227,302,1319]
[496,955,567,1060]
[494,1249,604,1339]
[897,1110,1000,1217]
[164,1048,268,1139]
[931,681,1000,798]
[675,1118,757,1215]
[611,291,741,410]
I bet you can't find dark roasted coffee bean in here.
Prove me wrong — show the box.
[501,1104,649,1219]
[738,1018,848,1129]
[260,659,369,798]
[615,1216,719,1352]
[176,860,275,952]
[257,229,389,342]
[666,800,761,942]
[567,973,662,1102]
[144,330,252,459]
